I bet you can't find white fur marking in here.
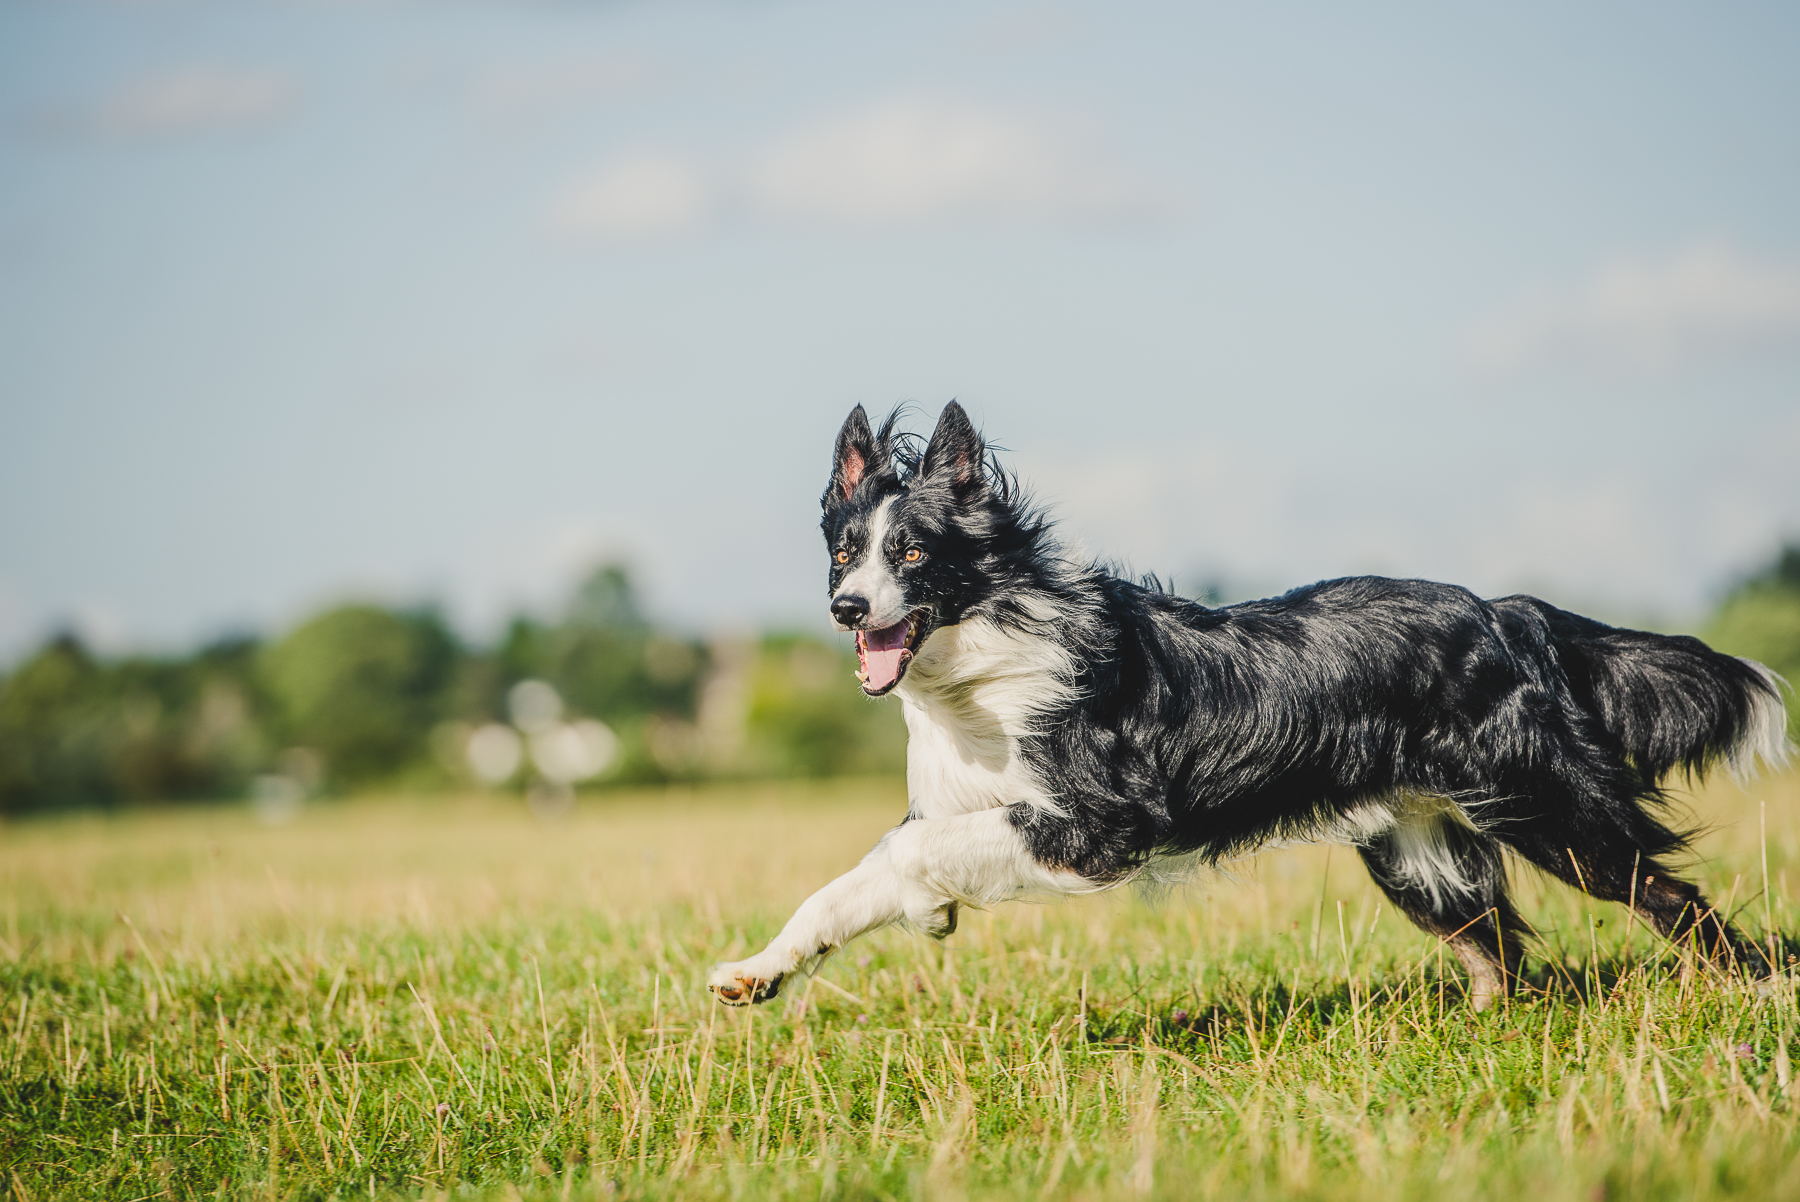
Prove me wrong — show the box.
[1323,792,1484,913]
[834,497,907,627]
[896,612,1078,819]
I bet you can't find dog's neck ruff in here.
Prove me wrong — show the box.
[894,611,1078,821]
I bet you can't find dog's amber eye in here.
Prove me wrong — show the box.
[835,550,849,564]
[905,548,922,562]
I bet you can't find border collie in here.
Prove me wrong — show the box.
[708,402,1791,1009]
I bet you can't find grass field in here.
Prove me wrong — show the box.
[6,770,1800,1201]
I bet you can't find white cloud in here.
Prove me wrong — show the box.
[549,153,715,239]
[1467,240,1800,373]
[81,67,298,137]
[743,95,1167,228]
[548,95,1168,241]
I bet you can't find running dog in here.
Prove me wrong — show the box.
[708,402,1790,1009]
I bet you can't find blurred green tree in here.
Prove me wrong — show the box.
[0,635,113,808]
[487,565,708,781]
[744,634,906,778]
[0,634,267,812]
[567,564,646,631]
[259,605,459,788]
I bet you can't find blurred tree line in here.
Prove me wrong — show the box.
[0,565,904,814]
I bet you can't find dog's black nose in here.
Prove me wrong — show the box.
[831,594,869,627]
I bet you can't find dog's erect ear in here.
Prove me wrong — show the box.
[827,405,877,505]
[918,401,984,496]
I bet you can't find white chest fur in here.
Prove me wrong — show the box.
[894,615,1075,820]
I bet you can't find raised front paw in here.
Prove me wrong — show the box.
[707,961,787,1006]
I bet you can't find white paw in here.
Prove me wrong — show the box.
[708,952,796,1007]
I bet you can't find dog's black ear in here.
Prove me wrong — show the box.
[918,401,984,497]
[826,405,878,506]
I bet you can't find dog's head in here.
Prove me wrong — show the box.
[820,401,1012,696]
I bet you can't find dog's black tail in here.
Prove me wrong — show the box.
[1535,605,1791,783]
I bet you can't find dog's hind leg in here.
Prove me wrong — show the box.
[1500,827,1758,972]
[1355,801,1527,1010]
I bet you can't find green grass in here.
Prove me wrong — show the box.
[6,771,1800,1200]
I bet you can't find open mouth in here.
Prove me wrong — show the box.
[854,609,929,696]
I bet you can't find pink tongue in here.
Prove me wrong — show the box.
[859,620,912,690]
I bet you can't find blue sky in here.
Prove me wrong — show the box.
[2,0,1797,657]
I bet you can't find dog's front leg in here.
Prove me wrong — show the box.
[708,806,1080,1005]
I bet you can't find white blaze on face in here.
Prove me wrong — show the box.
[835,496,907,626]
